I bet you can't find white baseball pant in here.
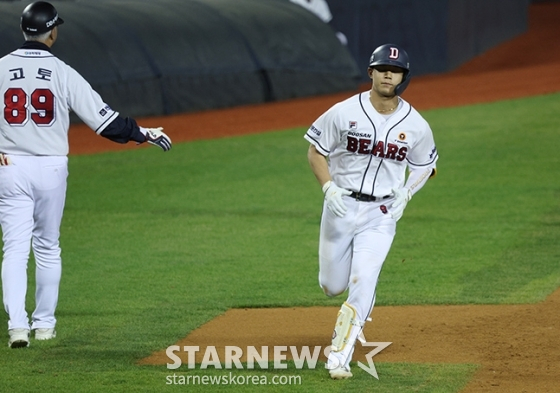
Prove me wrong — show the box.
[0,155,68,330]
[318,196,396,323]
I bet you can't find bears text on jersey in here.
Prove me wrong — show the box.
[346,136,407,161]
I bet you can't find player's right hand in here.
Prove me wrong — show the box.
[140,127,172,151]
[322,181,352,217]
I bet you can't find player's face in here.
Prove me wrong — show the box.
[369,66,404,97]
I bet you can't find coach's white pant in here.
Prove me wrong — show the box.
[318,196,396,323]
[0,155,68,330]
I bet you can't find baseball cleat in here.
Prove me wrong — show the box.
[8,328,30,348]
[35,328,56,340]
[329,365,353,380]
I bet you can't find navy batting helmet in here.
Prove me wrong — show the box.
[21,1,64,35]
[368,44,411,95]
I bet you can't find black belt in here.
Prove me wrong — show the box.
[350,192,391,202]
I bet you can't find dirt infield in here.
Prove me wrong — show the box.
[71,3,560,391]
[141,291,560,392]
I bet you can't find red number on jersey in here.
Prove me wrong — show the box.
[3,88,55,126]
[3,88,28,125]
[31,89,55,125]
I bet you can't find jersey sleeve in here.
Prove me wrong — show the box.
[65,66,119,134]
[406,120,438,170]
[304,103,343,156]
[99,116,146,144]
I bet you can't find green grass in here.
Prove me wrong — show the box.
[0,92,559,392]
[0,358,478,393]
[382,93,560,305]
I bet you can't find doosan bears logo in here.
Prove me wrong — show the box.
[346,136,408,162]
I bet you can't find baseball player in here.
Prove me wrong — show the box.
[304,43,438,379]
[0,1,172,348]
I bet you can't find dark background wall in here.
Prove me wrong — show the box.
[327,0,530,80]
[0,0,534,119]
[1,0,361,118]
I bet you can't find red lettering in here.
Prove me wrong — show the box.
[385,143,399,159]
[347,137,407,161]
[397,147,408,161]
[346,136,358,152]
[371,141,385,158]
[358,138,371,154]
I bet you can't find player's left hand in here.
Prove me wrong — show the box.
[140,127,172,151]
[390,187,412,221]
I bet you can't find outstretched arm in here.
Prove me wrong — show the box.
[100,116,172,151]
[65,67,172,151]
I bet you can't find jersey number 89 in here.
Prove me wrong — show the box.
[3,88,55,126]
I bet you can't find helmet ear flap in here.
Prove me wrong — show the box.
[395,71,411,96]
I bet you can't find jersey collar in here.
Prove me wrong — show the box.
[21,41,52,53]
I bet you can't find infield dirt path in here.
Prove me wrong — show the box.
[141,290,560,392]
[71,3,560,392]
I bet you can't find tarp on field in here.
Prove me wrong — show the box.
[0,0,360,118]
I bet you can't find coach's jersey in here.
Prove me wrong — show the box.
[0,43,119,156]
[304,91,438,197]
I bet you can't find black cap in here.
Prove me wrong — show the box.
[21,1,64,35]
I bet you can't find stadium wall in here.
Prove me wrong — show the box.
[0,0,530,118]
[327,0,530,80]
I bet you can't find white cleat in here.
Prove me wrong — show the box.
[329,365,353,380]
[35,328,56,341]
[8,328,30,348]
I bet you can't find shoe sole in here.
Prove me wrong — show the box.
[329,371,353,380]
[9,340,29,349]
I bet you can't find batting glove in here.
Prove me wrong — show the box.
[322,181,352,218]
[140,127,172,151]
[390,187,412,221]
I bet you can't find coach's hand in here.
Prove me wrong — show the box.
[390,187,412,221]
[140,127,172,151]
[322,181,352,218]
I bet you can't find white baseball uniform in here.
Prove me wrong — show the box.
[305,91,438,365]
[0,41,150,332]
